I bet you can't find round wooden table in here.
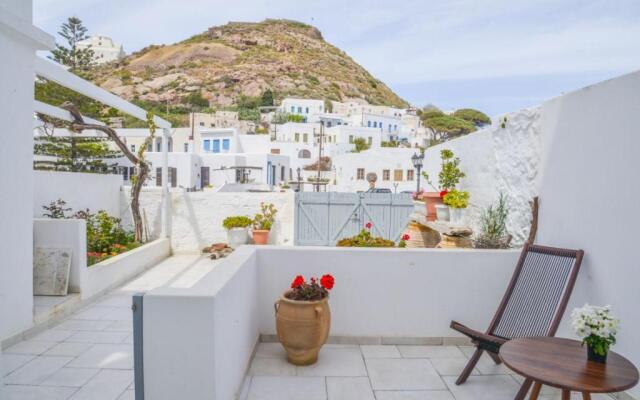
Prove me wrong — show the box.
[500,337,639,400]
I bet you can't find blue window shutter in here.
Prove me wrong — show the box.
[212,140,220,153]
[203,140,210,152]
[222,139,230,150]
[291,106,294,112]
[305,107,309,113]
[368,121,371,127]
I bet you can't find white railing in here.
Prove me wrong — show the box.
[33,56,173,237]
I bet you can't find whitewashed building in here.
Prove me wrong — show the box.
[280,98,325,122]
[76,35,125,64]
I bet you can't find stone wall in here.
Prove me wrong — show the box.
[120,189,295,253]
[421,106,542,245]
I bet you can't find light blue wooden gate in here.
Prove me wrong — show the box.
[294,192,413,246]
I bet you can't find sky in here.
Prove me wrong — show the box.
[33,0,640,116]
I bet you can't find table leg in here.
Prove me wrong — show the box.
[562,389,570,400]
[529,382,542,400]
[582,393,591,400]
[514,378,533,400]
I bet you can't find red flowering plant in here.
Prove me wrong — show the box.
[399,234,410,248]
[285,274,335,301]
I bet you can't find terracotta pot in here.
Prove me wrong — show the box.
[252,229,270,245]
[422,192,443,221]
[275,294,331,365]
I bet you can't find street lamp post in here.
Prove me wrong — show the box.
[411,152,424,193]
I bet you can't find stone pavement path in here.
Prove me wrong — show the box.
[1,255,210,400]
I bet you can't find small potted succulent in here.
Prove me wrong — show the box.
[443,189,469,226]
[222,216,253,248]
[422,149,465,221]
[275,274,335,365]
[252,202,277,245]
[571,304,620,363]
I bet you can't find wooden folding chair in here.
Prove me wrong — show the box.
[450,243,584,396]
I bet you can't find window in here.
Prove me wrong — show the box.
[212,139,220,153]
[349,135,354,144]
[388,125,392,133]
[156,139,162,152]
[271,148,281,154]
[298,149,311,159]
[295,133,300,142]
[394,169,403,181]
[367,137,372,145]
[394,124,398,131]
[382,170,390,181]
[210,123,215,127]
[367,121,372,127]
[327,122,332,127]
[184,143,189,152]
[203,139,211,152]
[297,106,302,113]
[199,122,204,127]
[328,136,332,143]
[407,170,414,181]
[281,166,285,181]
[130,144,136,152]
[222,138,230,151]
[303,133,308,143]
[291,106,295,113]
[305,107,309,114]
[373,121,377,128]
[147,143,152,152]
[357,168,365,180]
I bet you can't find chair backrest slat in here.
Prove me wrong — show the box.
[490,244,583,340]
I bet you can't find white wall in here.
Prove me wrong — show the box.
[33,171,123,217]
[420,107,541,245]
[0,0,54,341]
[142,246,519,400]
[120,189,295,253]
[535,71,640,398]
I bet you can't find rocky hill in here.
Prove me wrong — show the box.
[90,19,408,109]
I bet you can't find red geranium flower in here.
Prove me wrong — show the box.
[439,190,449,199]
[320,274,335,290]
[291,275,305,289]
[402,234,410,241]
[365,222,372,229]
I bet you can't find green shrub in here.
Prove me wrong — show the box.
[352,137,370,153]
[253,203,277,231]
[475,193,511,249]
[453,108,491,126]
[222,216,253,230]
[443,189,469,209]
[336,228,395,247]
[420,109,445,121]
[423,115,476,137]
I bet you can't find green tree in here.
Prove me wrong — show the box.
[50,17,94,71]
[419,109,444,121]
[352,137,370,153]
[182,92,209,109]
[423,115,476,141]
[260,89,274,107]
[453,108,491,127]
[34,135,121,172]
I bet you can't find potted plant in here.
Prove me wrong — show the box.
[571,304,619,363]
[275,274,335,365]
[411,190,426,216]
[336,223,395,247]
[474,193,511,249]
[435,190,450,222]
[443,189,469,225]
[222,216,253,248]
[252,202,277,245]
[422,149,465,221]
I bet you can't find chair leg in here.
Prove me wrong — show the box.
[581,392,591,400]
[487,351,502,364]
[514,378,533,400]
[455,348,483,385]
[561,389,571,400]
[529,382,542,400]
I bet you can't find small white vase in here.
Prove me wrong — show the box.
[449,207,467,226]
[435,204,450,222]
[413,200,426,216]
[227,227,249,248]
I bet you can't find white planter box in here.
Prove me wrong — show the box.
[227,227,249,248]
[81,238,171,299]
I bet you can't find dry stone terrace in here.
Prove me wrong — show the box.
[0,254,616,400]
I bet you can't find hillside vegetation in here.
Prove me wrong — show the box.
[82,19,407,123]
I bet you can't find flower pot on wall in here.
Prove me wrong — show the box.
[275,294,331,365]
[449,207,467,226]
[252,229,270,245]
[435,204,450,222]
[227,227,249,248]
[423,192,443,221]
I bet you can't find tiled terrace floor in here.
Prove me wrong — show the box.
[242,343,615,400]
[1,255,211,400]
